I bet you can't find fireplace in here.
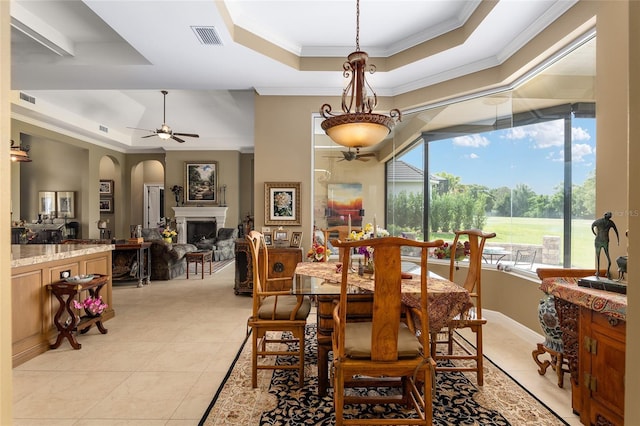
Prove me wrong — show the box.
[172,206,228,244]
[186,219,217,244]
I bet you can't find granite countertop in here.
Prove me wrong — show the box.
[540,276,627,320]
[11,244,114,269]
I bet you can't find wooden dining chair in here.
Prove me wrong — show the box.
[246,230,311,388]
[331,236,444,426]
[321,225,360,261]
[429,229,496,386]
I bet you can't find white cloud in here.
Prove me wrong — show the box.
[572,126,591,141]
[545,143,593,163]
[573,143,594,162]
[452,134,490,147]
[502,121,593,150]
[464,153,480,160]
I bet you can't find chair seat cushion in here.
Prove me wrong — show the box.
[258,295,311,320]
[344,322,422,359]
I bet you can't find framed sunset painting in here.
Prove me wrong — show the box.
[326,183,363,227]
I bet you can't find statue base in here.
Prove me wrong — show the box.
[578,276,627,295]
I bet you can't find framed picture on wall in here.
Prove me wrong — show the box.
[99,198,114,213]
[99,180,114,195]
[264,232,273,246]
[264,182,301,226]
[56,191,75,218]
[185,161,218,205]
[38,191,56,216]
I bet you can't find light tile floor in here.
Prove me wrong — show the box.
[13,262,580,425]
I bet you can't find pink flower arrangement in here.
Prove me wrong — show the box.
[432,241,470,260]
[73,296,108,316]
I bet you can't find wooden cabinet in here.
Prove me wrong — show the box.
[11,247,114,366]
[541,275,626,426]
[234,239,302,295]
[579,307,625,426]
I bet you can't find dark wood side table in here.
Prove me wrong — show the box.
[47,275,110,350]
[234,239,302,295]
[186,250,213,279]
[113,242,151,287]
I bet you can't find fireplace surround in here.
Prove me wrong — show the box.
[172,206,228,244]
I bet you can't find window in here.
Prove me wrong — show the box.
[386,104,596,270]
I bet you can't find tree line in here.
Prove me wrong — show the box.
[386,171,595,235]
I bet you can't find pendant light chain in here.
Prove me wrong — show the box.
[355,0,360,51]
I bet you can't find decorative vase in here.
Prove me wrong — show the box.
[537,294,563,352]
[163,237,172,244]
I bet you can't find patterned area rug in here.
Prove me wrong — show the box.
[200,325,566,425]
[212,259,234,274]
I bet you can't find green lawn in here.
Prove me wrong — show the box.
[431,216,595,268]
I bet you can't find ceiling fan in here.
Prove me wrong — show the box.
[129,90,200,143]
[327,148,377,162]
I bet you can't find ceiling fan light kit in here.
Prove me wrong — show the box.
[320,0,401,149]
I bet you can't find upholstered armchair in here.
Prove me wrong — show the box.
[195,227,238,261]
[141,228,198,280]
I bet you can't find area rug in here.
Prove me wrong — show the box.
[200,325,566,425]
[212,259,234,274]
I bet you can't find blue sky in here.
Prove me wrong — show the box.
[400,117,596,195]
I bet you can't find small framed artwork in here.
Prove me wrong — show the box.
[99,198,114,213]
[56,191,75,218]
[290,231,303,248]
[99,180,114,195]
[185,161,218,205]
[261,227,271,233]
[264,182,301,226]
[39,191,56,216]
[264,231,273,246]
[274,229,289,242]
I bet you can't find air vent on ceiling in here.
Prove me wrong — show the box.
[99,125,109,133]
[191,26,222,45]
[19,92,36,104]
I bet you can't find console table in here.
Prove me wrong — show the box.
[234,240,302,295]
[113,242,151,287]
[539,272,626,426]
[47,274,110,350]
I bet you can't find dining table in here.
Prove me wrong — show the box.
[293,261,472,396]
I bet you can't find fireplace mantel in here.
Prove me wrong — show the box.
[172,206,228,244]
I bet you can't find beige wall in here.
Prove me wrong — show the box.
[1,2,12,422]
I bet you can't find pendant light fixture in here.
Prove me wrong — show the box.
[10,140,32,162]
[320,0,401,149]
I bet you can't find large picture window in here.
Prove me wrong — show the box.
[386,104,596,270]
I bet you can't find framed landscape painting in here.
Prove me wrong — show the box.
[185,161,218,205]
[264,182,301,226]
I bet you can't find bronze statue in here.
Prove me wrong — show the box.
[591,211,619,279]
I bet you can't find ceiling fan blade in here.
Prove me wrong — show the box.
[357,153,376,158]
[141,134,157,138]
[173,132,199,138]
[172,135,186,143]
[127,127,155,133]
